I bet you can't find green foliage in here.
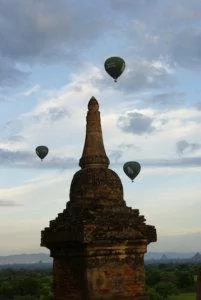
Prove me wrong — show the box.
[16,277,40,296]
[145,262,199,299]
[147,287,162,300]
[0,268,52,299]
[146,268,161,286]
[176,271,194,290]
[155,282,179,299]
[0,262,199,299]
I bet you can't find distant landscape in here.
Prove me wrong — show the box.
[0,251,200,266]
[0,255,199,299]
[0,252,199,299]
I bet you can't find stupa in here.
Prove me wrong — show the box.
[41,97,157,299]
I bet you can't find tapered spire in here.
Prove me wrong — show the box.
[79,96,110,168]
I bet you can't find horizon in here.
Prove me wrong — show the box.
[0,251,200,259]
[0,0,201,254]
[1,247,201,257]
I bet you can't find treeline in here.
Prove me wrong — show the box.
[146,262,200,299]
[0,268,52,299]
[0,263,200,299]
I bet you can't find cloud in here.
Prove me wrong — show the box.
[0,57,27,87]
[8,135,25,142]
[23,85,40,97]
[33,106,70,123]
[4,119,24,137]
[91,57,176,94]
[151,92,185,108]
[2,0,198,89]
[0,65,199,173]
[112,57,176,92]
[171,1,201,22]
[0,67,106,154]
[109,149,123,163]
[141,156,201,168]
[118,143,141,151]
[109,0,158,13]
[113,156,201,170]
[0,1,111,62]
[109,143,141,164]
[0,94,9,102]
[176,140,201,155]
[171,27,201,69]
[0,147,77,169]
[3,141,201,172]
[0,199,20,207]
[110,1,201,72]
[129,92,186,111]
[117,112,157,135]
[0,0,199,89]
[3,104,71,143]
[195,102,201,111]
[0,0,114,86]
[145,2,201,70]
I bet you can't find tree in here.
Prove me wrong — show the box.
[147,287,162,300]
[0,280,15,298]
[155,282,179,299]
[16,277,40,296]
[146,268,161,286]
[177,271,194,290]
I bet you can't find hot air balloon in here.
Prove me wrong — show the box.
[123,161,141,182]
[104,56,125,82]
[35,146,49,161]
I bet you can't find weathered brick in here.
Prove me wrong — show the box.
[41,97,157,299]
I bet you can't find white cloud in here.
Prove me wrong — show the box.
[22,84,40,97]
[1,67,200,170]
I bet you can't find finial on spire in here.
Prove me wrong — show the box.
[88,96,99,111]
[79,97,109,169]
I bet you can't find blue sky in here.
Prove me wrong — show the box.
[0,0,201,255]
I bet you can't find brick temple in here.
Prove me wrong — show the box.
[41,97,157,300]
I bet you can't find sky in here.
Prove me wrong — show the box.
[0,0,201,255]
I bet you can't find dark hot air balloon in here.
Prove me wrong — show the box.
[35,146,49,161]
[123,161,141,182]
[104,56,125,82]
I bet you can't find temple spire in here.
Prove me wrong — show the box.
[79,96,110,169]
